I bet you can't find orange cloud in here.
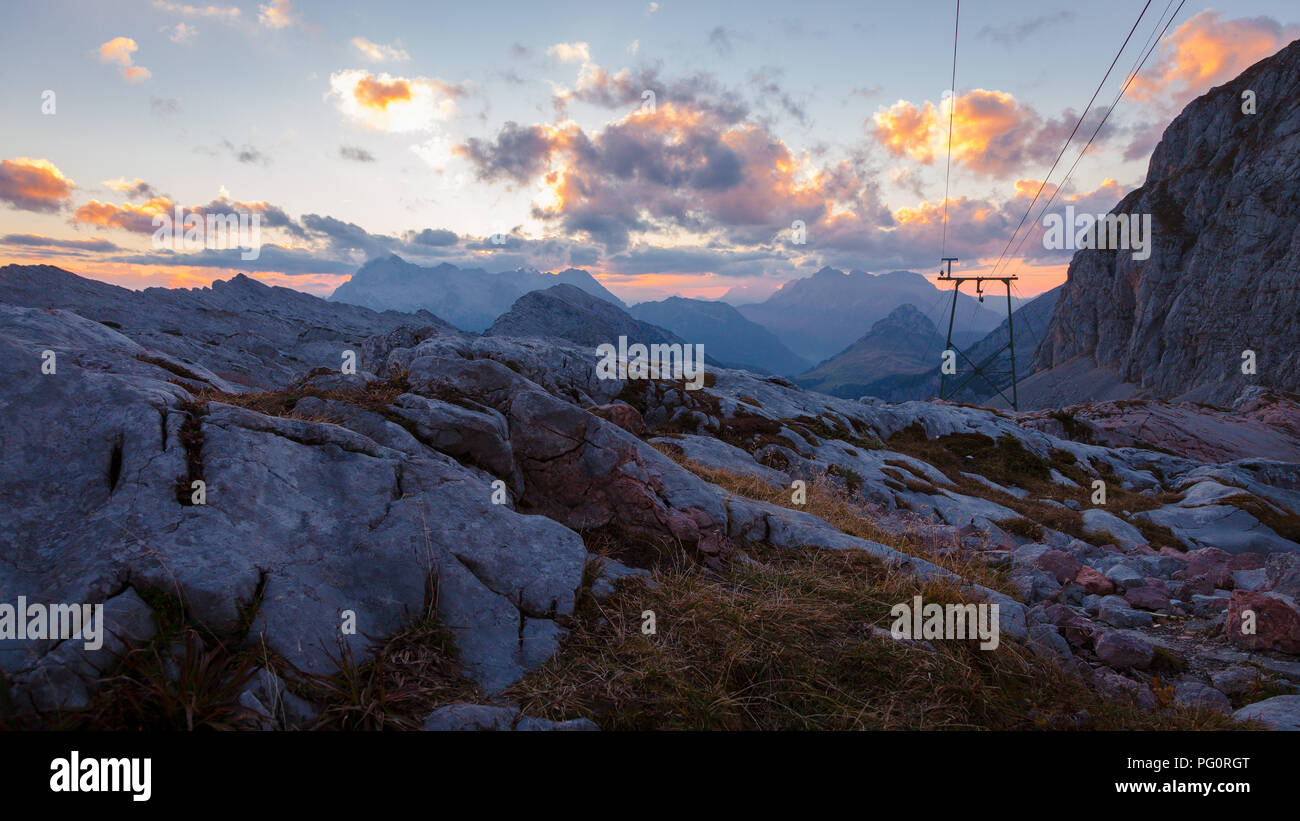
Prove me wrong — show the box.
[97,37,150,82]
[258,0,295,29]
[1130,11,1300,105]
[872,99,938,163]
[328,70,463,133]
[873,89,1056,177]
[0,157,75,213]
[74,196,174,232]
[353,75,412,110]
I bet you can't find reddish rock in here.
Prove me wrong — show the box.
[1062,616,1102,651]
[1043,603,1075,626]
[1227,591,1300,654]
[696,531,729,555]
[1266,554,1300,597]
[1176,547,1233,589]
[588,403,647,436]
[1230,552,1266,571]
[1037,549,1083,584]
[1076,566,1114,595]
[1124,585,1172,612]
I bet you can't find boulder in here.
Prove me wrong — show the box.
[1226,591,1300,654]
[1095,630,1155,669]
[1233,695,1300,731]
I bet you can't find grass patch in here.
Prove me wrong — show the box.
[508,540,1241,730]
[308,614,478,731]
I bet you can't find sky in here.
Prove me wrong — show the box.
[1,0,1297,305]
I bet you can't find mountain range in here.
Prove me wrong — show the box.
[329,255,624,332]
[736,267,1006,363]
[628,296,810,376]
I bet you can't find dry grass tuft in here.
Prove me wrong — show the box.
[508,540,1241,730]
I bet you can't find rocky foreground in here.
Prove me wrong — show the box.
[2,265,1299,730]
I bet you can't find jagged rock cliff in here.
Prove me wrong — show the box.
[1030,39,1300,407]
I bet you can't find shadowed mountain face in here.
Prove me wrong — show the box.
[796,288,1060,404]
[1027,39,1300,409]
[0,264,450,389]
[628,296,810,376]
[737,268,1004,363]
[486,283,681,348]
[795,304,942,398]
[329,255,625,332]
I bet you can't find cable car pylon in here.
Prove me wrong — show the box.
[935,258,1019,410]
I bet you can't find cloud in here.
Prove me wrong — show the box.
[977,12,1075,46]
[871,99,938,163]
[166,22,198,43]
[111,244,356,275]
[458,122,567,184]
[645,2,659,15]
[103,177,162,199]
[353,75,412,109]
[0,157,75,212]
[74,190,306,238]
[408,228,458,246]
[557,63,748,123]
[74,197,173,233]
[871,89,1115,178]
[257,0,295,29]
[97,37,151,82]
[339,145,376,162]
[460,100,866,252]
[1,233,120,252]
[327,70,465,133]
[152,1,240,21]
[547,42,591,63]
[351,37,409,62]
[1128,11,1300,107]
[222,140,270,165]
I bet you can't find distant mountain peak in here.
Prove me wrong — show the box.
[875,302,935,330]
[330,259,625,331]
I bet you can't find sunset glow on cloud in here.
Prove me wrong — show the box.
[0,158,75,213]
[97,36,151,82]
[1130,10,1300,105]
[328,70,463,132]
